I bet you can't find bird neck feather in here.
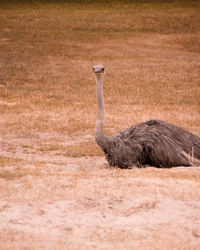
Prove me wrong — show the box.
[95,74,108,148]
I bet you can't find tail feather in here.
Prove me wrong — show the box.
[182,151,200,167]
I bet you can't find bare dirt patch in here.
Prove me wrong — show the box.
[0,157,200,249]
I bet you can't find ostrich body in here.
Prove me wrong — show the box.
[93,65,200,168]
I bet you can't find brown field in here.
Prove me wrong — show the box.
[0,0,200,249]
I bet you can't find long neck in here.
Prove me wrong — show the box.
[95,74,108,148]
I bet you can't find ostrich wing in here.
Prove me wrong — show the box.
[117,120,200,168]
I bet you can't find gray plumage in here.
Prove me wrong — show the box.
[98,119,200,168]
[93,65,200,168]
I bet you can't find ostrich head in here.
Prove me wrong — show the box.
[93,65,104,75]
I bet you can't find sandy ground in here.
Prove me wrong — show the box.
[0,132,200,249]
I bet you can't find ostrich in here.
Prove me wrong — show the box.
[92,64,200,168]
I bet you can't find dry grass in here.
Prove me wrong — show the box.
[0,0,200,249]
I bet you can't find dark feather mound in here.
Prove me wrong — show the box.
[100,120,200,168]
